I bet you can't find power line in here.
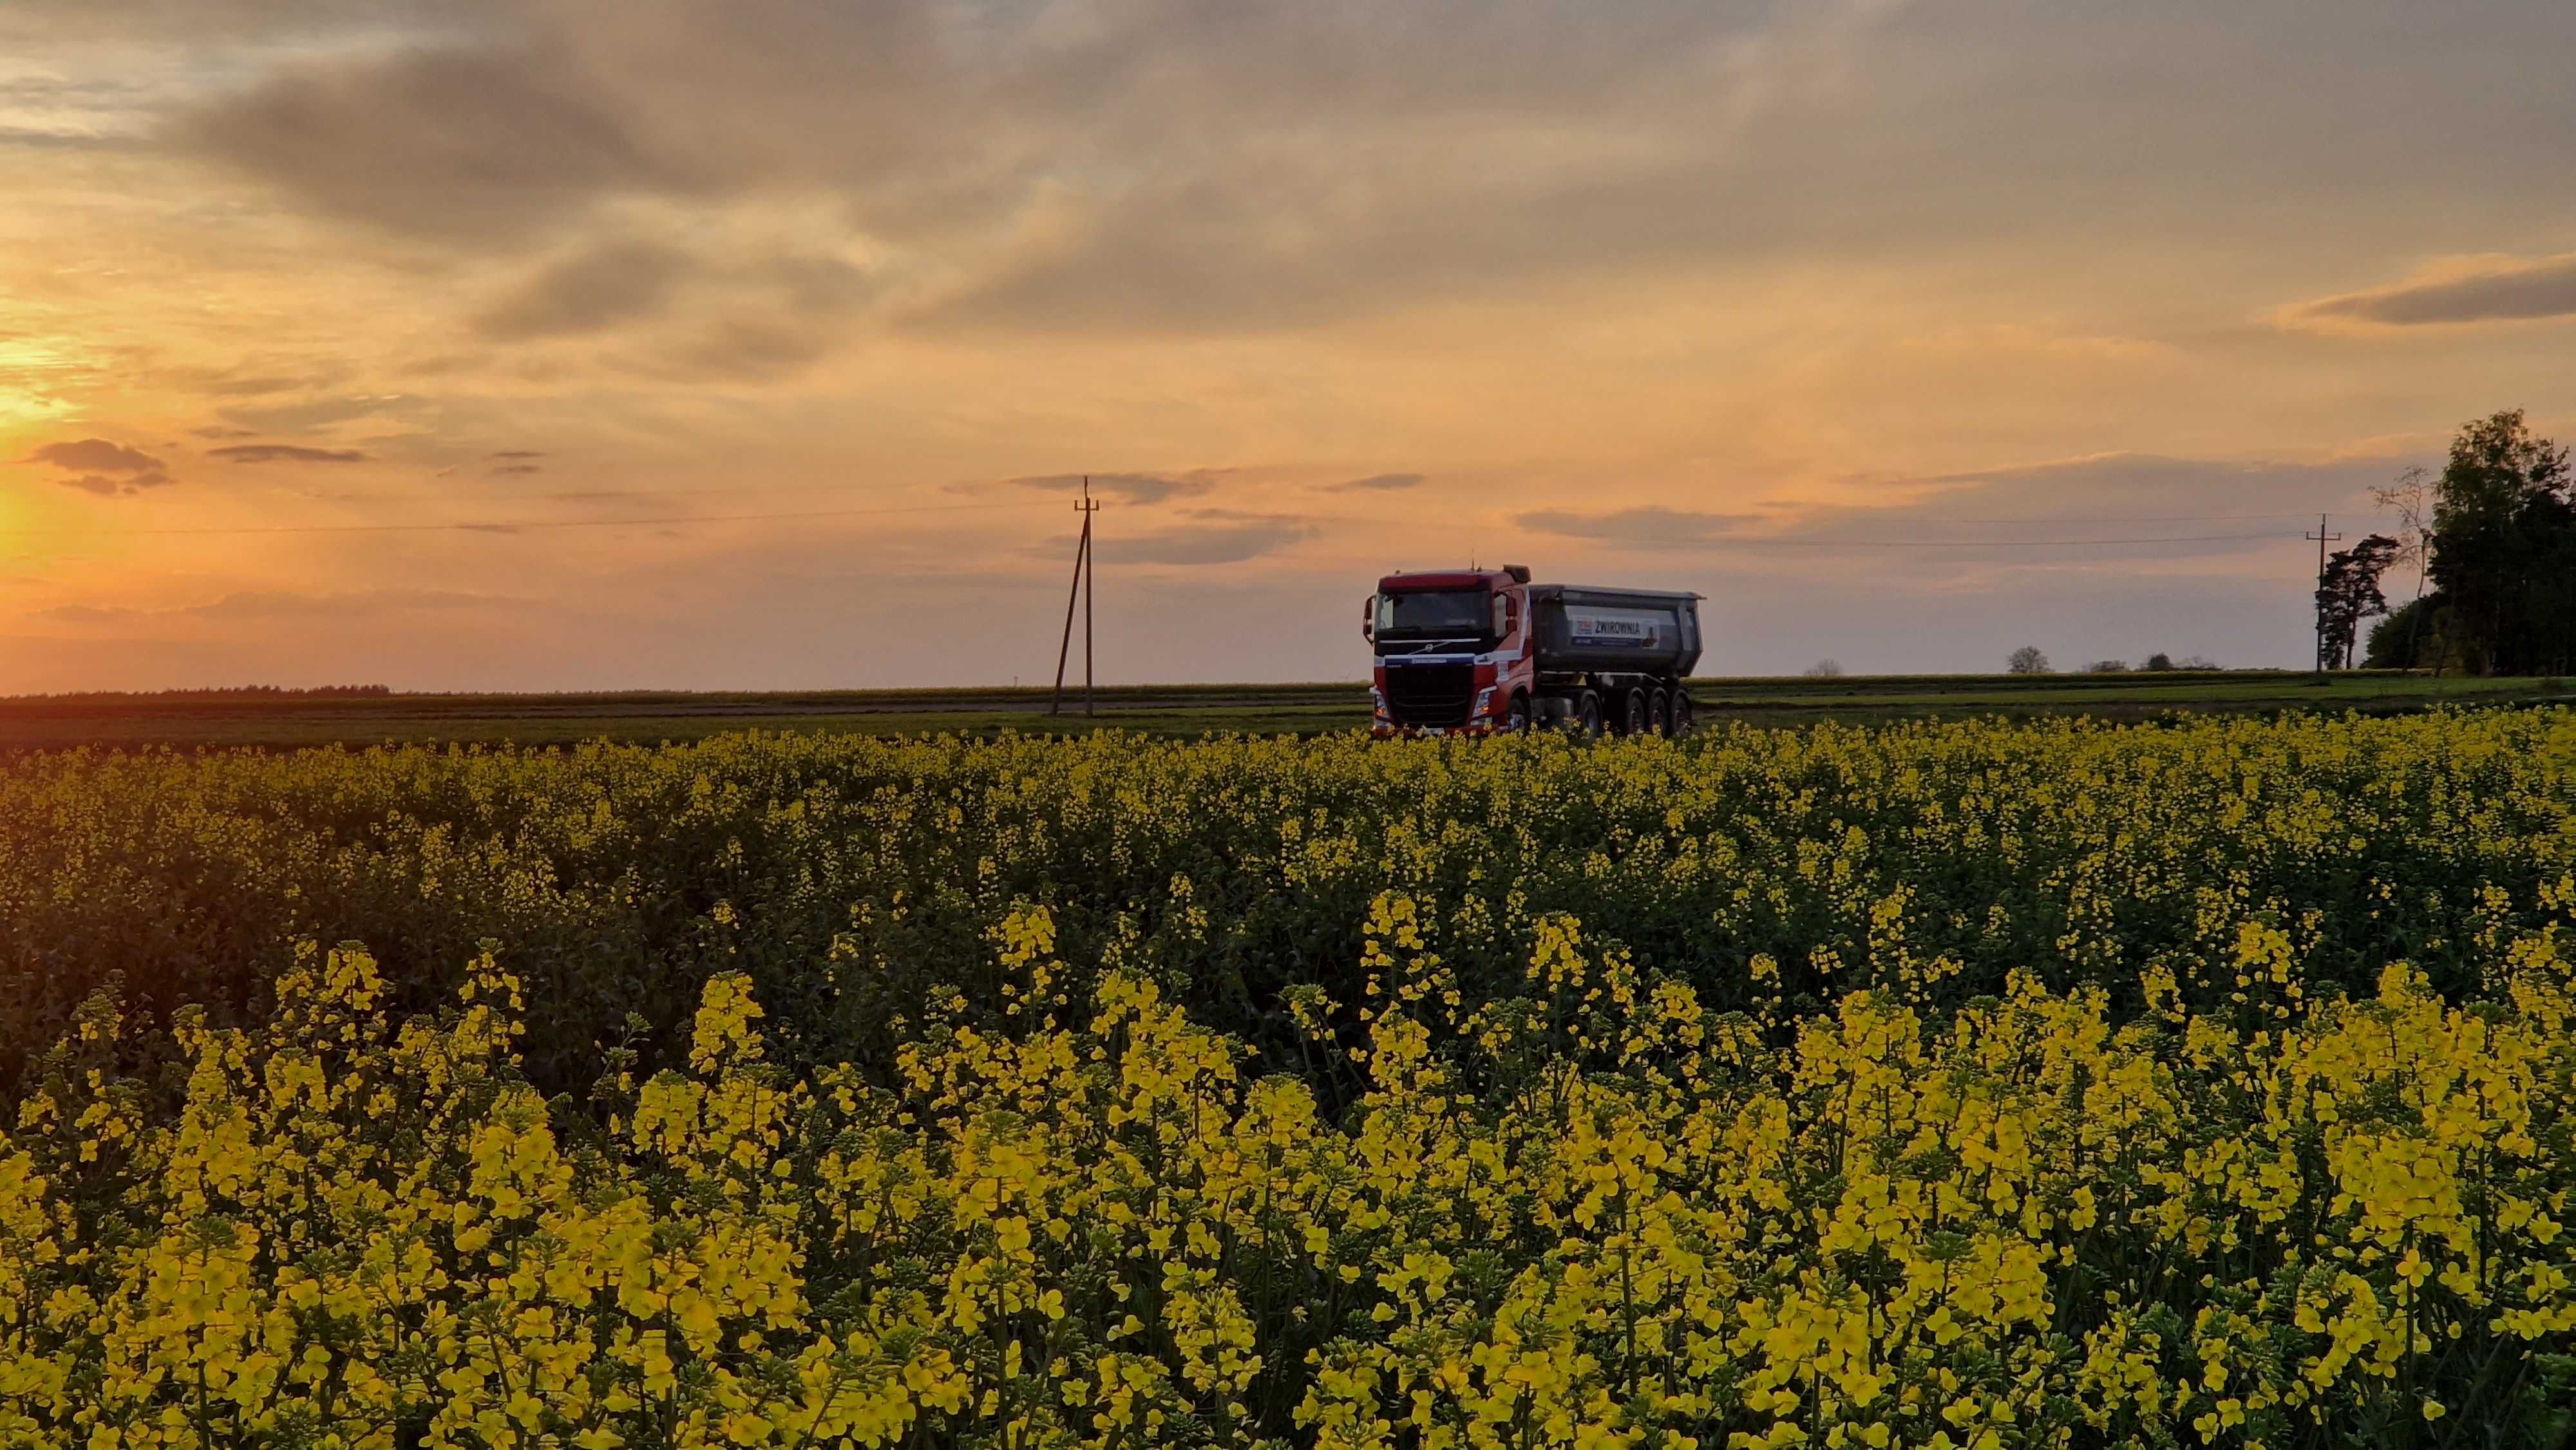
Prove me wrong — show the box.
[12,500,1024,539]
[271,480,1006,504]
[1884,510,2358,525]
[12,502,2301,552]
[1689,531,2290,549]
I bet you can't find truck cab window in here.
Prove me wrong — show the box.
[1375,589,1490,640]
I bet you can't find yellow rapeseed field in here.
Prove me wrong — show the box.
[3,710,2574,1448]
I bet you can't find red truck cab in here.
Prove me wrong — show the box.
[1363,565,1534,736]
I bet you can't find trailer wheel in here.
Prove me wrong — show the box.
[1667,692,1692,737]
[1648,688,1670,736]
[1574,690,1604,738]
[1623,688,1650,736]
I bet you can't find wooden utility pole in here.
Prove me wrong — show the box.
[2306,513,2343,675]
[1083,484,1096,717]
[1050,478,1101,716]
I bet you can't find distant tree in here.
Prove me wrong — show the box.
[2087,659,2130,673]
[2315,534,2401,670]
[1803,659,1844,678]
[2363,598,2470,673]
[2142,652,2175,672]
[2007,646,2051,675]
[2372,465,2436,670]
[2424,410,2575,675]
[2363,600,2426,670]
[2177,655,2219,670]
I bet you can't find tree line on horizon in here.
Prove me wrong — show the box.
[2000,646,2215,676]
[0,683,395,704]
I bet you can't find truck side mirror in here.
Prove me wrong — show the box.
[1490,594,1510,641]
[1360,594,1376,641]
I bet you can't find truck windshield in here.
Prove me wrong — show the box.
[1376,589,1488,640]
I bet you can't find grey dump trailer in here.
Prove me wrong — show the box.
[1528,585,1702,675]
[1524,584,1702,734]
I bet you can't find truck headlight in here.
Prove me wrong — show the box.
[1370,686,1388,719]
[1474,687,1495,716]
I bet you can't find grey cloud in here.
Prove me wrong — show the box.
[61,471,176,496]
[192,426,260,440]
[475,241,692,339]
[1327,472,1426,493]
[180,588,510,619]
[1092,517,1316,565]
[176,370,350,398]
[0,64,162,149]
[478,245,876,364]
[42,588,518,624]
[187,43,692,243]
[1520,505,1763,547]
[600,317,839,383]
[668,316,836,381]
[167,0,1899,331]
[1,0,450,45]
[30,438,176,497]
[1492,453,2410,652]
[755,254,876,315]
[220,395,406,433]
[0,126,140,151]
[37,602,138,622]
[402,353,493,377]
[491,449,545,460]
[912,145,1739,333]
[90,0,2576,353]
[31,438,162,473]
[2287,254,2576,328]
[1626,453,2400,569]
[1007,471,1231,505]
[209,443,370,463]
[175,8,930,245]
[1879,453,2391,520]
[490,462,542,475]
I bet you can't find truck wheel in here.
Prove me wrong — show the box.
[1575,690,1604,738]
[1668,692,1692,737]
[1505,692,1531,734]
[1623,688,1650,736]
[1648,688,1670,736]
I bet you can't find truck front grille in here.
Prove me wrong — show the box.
[1383,661,1475,728]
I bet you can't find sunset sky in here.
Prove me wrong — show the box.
[4,0,2572,690]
